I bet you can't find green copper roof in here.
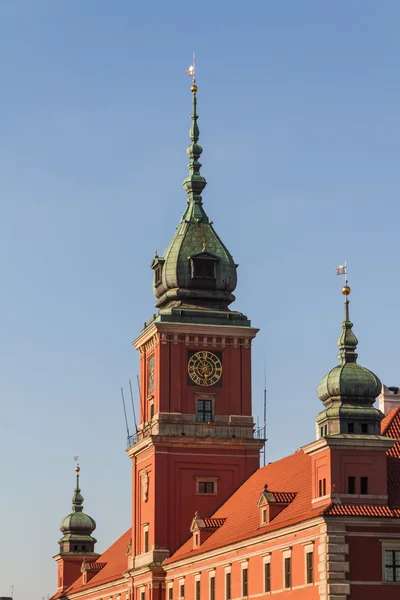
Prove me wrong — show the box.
[318,290,381,404]
[59,470,96,543]
[151,84,238,312]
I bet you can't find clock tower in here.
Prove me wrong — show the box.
[127,77,264,596]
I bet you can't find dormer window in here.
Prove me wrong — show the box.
[154,264,162,286]
[188,251,218,284]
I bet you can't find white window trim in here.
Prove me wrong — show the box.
[194,574,201,599]
[241,561,249,597]
[167,581,173,600]
[263,553,271,593]
[195,476,218,496]
[304,542,315,586]
[381,541,400,583]
[179,577,186,599]
[224,565,232,600]
[142,523,149,554]
[209,571,216,600]
[283,548,292,589]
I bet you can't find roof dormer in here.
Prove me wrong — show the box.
[257,484,296,525]
[190,512,226,549]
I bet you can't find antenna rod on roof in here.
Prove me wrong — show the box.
[263,360,267,467]
[120,386,130,440]
[136,374,143,419]
[129,378,138,433]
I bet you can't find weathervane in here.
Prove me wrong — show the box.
[335,261,351,298]
[74,455,80,472]
[187,52,196,83]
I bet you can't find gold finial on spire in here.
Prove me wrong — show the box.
[187,51,198,92]
[74,455,80,473]
[335,261,350,295]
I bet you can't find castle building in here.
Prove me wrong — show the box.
[51,79,400,600]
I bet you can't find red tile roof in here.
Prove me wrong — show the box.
[324,503,400,517]
[54,529,131,597]
[53,406,400,593]
[85,562,107,571]
[202,518,226,528]
[165,450,326,564]
[381,406,400,507]
[271,491,296,503]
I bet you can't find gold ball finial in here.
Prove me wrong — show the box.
[191,83,198,93]
[342,285,351,296]
[75,465,80,473]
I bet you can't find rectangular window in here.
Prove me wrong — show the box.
[385,550,400,582]
[225,572,231,600]
[264,561,271,592]
[198,481,215,494]
[284,557,292,588]
[361,423,368,434]
[242,567,248,597]
[180,583,185,598]
[320,426,324,438]
[348,476,356,494]
[197,399,213,422]
[347,422,354,433]
[360,476,368,495]
[168,588,173,600]
[141,592,145,600]
[144,529,149,553]
[262,508,267,523]
[306,551,314,584]
[210,576,215,600]
[195,580,200,600]
[318,478,326,497]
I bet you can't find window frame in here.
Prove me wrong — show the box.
[194,575,201,600]
[383,547,400,582]
[283,548,292,589]
[196,398,213,422]
[304,543,314,585]
[142,524,149,554]
[225,568,231,600]
[263,555,271,593]
[209,572,216,600]
[196,477,218,496]
[241,563,249,597]
[167,583,173,600]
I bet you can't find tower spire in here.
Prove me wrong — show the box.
[71,463,84,513]
[182,56,207,209]
[337,280,358,365]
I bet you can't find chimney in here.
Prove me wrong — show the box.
[379,385,400,417]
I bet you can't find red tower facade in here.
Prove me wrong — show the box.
[126,77,264,595]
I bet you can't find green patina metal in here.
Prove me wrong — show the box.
[58,470,97,553]
[318,294,381,404]
[149,85,246,327]
[317,291,383,436]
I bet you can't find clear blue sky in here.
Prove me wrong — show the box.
[1,1,400,597]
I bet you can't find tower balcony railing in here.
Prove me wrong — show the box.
[127,421,266,449]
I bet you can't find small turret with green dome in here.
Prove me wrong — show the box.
[148,63,250,329]
[58,465,97,555]
[316,280,383,438]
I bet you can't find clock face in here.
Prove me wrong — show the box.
[188,351,222,387]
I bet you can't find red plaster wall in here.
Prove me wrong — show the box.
[140,337,253,422]
[166,526,321,600]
